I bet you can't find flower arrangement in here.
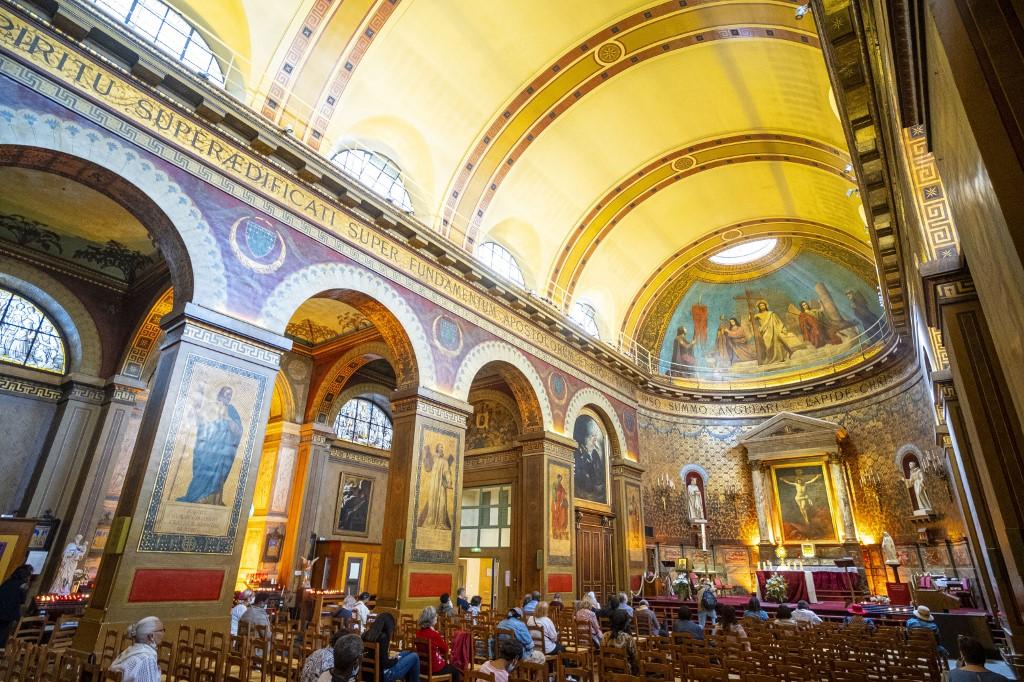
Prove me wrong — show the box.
[672,575,692,600]
[764,573,788,603]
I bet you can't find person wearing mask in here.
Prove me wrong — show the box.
[671,605,703,640]
[478,638,523,682]
[527,601,563,655]
[696,580,718,629]
[600,610,638,674]
[949,636,1010,681]
[742,596,768,622]
[239,591,273,639]
[713,606,749,651]
[0,564,32,648]
[415,606,461,682]
[438,593,456,618]
[616,592,634,617]
[362,612,419,682]
[455,587,471,614]
[109,617,165,682]
[573,599,602,648]
[301,631,347,682]
[523,591,540,615]
[792,600,822,625]
[497,607,543,663]
[320,634,363,682]
[230,589,254,636]
[353,592,371,632]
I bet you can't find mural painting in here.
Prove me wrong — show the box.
[548,460,571,563]
[770,462,838,543]
[659,251,884,381]
[411,425,461,562]
[143,354,267,553]
[626,483,644,562]
[335,473,373,536]
[573,413,608,506]
[466,399,518,450]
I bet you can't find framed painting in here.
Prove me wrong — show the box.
[262,527,284,563]
[770,461,838,543]
[625,482,644,562]
[335,472,373,537]
[547,460,571,565]
[572,411,610,509]
[411,424,462,563]
[29,517,59,551]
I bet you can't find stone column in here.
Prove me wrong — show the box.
[751,461,776,562]
[378,387,471,610]
[923,263,1024,653]
[610,457,646,595]
[278,421,334,589]
[72,304,289,655]
[828,452,857,543]
[517,431,577,600]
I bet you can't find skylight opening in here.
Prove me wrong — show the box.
[708,238,778,265]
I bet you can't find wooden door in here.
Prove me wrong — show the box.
[575,509,615,602]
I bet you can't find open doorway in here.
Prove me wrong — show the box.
[459,557,497,611]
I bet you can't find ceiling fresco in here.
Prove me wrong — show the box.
[285,297,374,346]
[655,239,885,386]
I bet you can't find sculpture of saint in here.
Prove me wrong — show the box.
[177,385,243,505]
[753,300,796,365]
[417,443,454,530]
[50,534,88,595]
[300,556,318,590]
[780,472,821,525]
[906,461,932,512]
[881,531,899,565]
[686,476,705,521]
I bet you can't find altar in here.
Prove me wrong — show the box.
[755,566,863,604]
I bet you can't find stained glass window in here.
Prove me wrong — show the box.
[334,397,393,450]
[570,301,600,339]
[331,149,414,213]
[92,0,226,85]
[459,485,512,549]
[476,242,526,287]
[0,289,66,373]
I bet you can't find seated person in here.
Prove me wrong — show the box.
[843,604,877,632]
[478,638,524,682]
[635,599,666,636]
[455,587,471,614]
[415,606,461,682]
[949,636,1009,681]
[301,630,345,682]
[774,604,799,628]
[573,599,602,648]
[526,601,564,656]
[231,590,253,636]
[792,600,822,625]
[319,634,362,682]
[438,593,456,618]
[712,606,749,651]
[497,607,543,664]
[597,595,620,621]
[468,596,482,618]
[523,591,541,615]
[549,593,564,610]
[906,605,949,656]
[743,596,768,622]
[239,591,273,639]
[601,610,638,674]
[584,591,601,612]
[671,605,704,641]
[616,592,635,617]
[362,613,419,682]
[332,595,357,624]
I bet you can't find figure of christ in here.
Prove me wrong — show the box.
[780,473,821,525]
[715,316,756,365]
[417,443,454,530]
[753,301,796,365]
[551,474,569,540]
[177,385,243,505]
[796,301,843,348]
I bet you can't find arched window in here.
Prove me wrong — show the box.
[570,301,600,339]
[331,149,414,213]
[476,241,526,287]
[0,288,66,373]
[93,0,226,85]
[334,397,393,450]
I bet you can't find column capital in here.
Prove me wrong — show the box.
[610,456,646,479]
[161,303,291,370]
[920,257,977,330]
[59,374,106,405]
[391,386,472,428]
[299,421,335,447]
[516,430,576,459]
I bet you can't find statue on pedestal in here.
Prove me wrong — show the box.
[686,476,705,522]
[881,531,899,565]
[906,461,932,513]
[50,534,88,595]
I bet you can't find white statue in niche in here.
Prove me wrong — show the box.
[881,531,899,565]
[686,476,705,521]
[906,461,932,513]
[50,534,88,595]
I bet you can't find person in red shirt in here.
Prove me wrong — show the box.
[415,606,461,682]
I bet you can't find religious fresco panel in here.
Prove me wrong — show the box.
[410,424,462,563]
[547,460,572,565]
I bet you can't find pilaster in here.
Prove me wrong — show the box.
[279,421,334,589]
[610,456,646,595]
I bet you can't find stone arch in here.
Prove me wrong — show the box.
[680,463,709,485]
[269,372,296,424]
[256,262,434,391]
[118,287,174,382]
[563,387,627,460]
[894,443,925,471]
[0,107,223,310]
[335,382,394,421]
[452,340,554,432]
[308,341,395,424]
[0,261,102,376]
[466,388,523,434]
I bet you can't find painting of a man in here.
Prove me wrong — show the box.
[845,288,880,331]
[669,327,698,376]
[796,301,842,348]
[772,465,837,542]
[753,300,796,365]
[417,443,454,530]
[177,386,243,505]
[573,415,607,504]
[337,475,372,534]
[715,316,756,365]
[551,473,569,540]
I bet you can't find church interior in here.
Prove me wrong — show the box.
[0,0,1023,679]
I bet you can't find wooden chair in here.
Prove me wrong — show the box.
[603,674,641,682]
[156,641,174,676]
[510,659,546,681]
[465,671,496,682]
[11,616,45,644]
[171,643,195,681]
[47,615,78,652]
[690,667,729,681]
[222,651,248,682]
[414,636,453,682]
[556,649,593,682]
[176,625,192,648]
[361,640,380,682]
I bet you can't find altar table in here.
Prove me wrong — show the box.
[755,568,857,604]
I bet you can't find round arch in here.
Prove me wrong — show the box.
[452,340,554,432]
[307,341,395,424]
[680,463,709,485]
[0,262,102,376]
[563,387,627,461]
[269,372,297,424]
[334,382,394,421]
[118,287,174,382]
[257,262,435,391]
[894,443,925,471]
[0,106,225,310]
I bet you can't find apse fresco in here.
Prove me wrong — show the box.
[658,252,884,382]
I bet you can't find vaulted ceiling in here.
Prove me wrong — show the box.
[169,0,873,344]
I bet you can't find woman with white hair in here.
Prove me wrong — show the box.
[414,606,461,682]
[231,589,254,636]
[109,616,165,681]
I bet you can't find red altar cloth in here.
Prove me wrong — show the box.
[756,570,809,603]
[756,569,855,603]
